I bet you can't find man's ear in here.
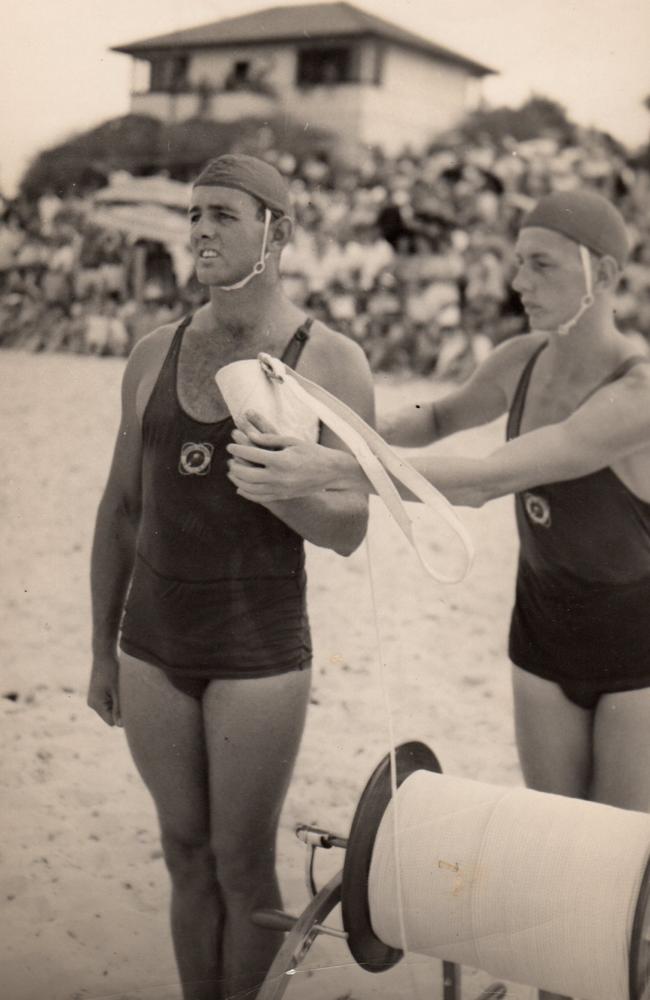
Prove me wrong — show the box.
[594,254,620,291]
[269,215,293,251]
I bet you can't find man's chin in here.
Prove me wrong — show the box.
[525,310,555,333]
[533,319,557,332]
[195,264,246,288]
[195,270,229,287]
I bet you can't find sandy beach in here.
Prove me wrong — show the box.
[1,349,526,1000]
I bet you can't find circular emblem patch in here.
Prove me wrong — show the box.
[179,442,214,476]
[523,491,551,528]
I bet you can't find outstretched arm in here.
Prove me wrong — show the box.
[377,334,527,446]
[419,363,650,506]
[228,365,650,509]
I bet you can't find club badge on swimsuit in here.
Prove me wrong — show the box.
[523,491,551,528]
[179,442,214,476]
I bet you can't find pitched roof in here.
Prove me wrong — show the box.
[112,2,494,76]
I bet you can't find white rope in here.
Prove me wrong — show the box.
[278,354,470,998]
[218,351,475,591]
[364,532,425,1000]
[278,358,474,584]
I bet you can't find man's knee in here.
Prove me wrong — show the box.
[213,834,276,896]
[160,828,215,886]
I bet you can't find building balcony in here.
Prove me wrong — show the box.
[131,88,279,123]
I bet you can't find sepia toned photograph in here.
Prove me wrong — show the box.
[1,2,650,999]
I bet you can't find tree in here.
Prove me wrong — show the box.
[445,95,578,147]
[19,113,333,201]
[20,115,165,201]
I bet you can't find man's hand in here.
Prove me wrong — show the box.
[87,653,122,727]
[226,410,341,502]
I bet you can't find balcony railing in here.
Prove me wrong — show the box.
[130,88,278,123]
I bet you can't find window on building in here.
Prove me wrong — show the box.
[296,46,359,86]
[150,55,189,93]
[224,61,252,91]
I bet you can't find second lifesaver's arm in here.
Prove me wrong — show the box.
[228,335,525,508]
[228,363,650,509]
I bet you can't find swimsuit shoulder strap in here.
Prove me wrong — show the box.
[506,341,547,441]
[139,314,193,426]
[169,313,193,357]
[149,313,193,381]
[155,313,193,378]
[281,317,314,369]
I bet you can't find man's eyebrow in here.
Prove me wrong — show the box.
[515,250,555,261]
[188,201,239,214]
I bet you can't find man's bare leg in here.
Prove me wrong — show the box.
[511,665,593,797]
[591,686,650,811]
[512,666,596,1000]
[119,654,224,1000]
[204,668,311,999]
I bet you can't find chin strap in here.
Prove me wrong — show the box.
[557,244,595,336]
[218,208,272,292]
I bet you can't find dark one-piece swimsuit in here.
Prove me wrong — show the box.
[120,316,315,699]
[506,344,650,710]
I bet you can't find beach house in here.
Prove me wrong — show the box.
[112,2,494,155]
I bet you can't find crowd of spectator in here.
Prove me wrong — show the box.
[1,127,649,377]
[0,202,185,357]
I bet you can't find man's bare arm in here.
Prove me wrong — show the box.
[234,333,375,556]
[87,335,164,725]
[412,363,650,506]
[378,334,544,447]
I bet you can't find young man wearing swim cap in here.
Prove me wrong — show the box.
[87,154,374,1000]
[229,194,650,840]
